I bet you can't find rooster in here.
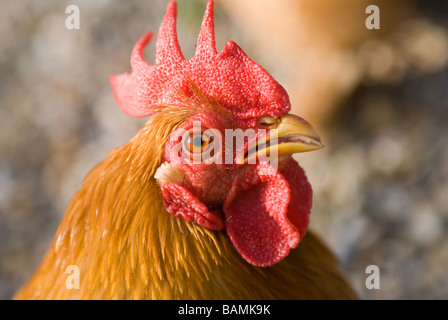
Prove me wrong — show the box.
[14,1,357,299]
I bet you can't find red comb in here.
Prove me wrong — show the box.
[110,0,291,120]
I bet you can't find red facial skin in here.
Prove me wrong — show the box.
[161,114,312,267]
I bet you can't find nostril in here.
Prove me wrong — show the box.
[257,116,279,128]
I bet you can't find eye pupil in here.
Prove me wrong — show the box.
[193,136,204,146]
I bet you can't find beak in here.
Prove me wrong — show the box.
[240,114,324,164]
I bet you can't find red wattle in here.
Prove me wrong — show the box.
[161,183,225,230]
[223,159,312,267]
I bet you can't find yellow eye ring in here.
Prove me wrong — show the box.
[184,132,213,154]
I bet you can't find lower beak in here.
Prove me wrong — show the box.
[241,114,323,164]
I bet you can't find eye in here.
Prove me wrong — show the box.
[184,132,213,154]
[257,116,279,128]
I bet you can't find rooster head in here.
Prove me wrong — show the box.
[110,0,323,267]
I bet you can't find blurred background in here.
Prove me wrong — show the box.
[1,0,447,299]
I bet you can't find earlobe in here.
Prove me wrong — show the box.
[160,183,225,231]
[154,162,185,185]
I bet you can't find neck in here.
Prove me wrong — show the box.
[15,115,243,299]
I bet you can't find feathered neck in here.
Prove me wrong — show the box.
[14,110,245,299]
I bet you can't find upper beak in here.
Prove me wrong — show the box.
[240,114,323,164]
